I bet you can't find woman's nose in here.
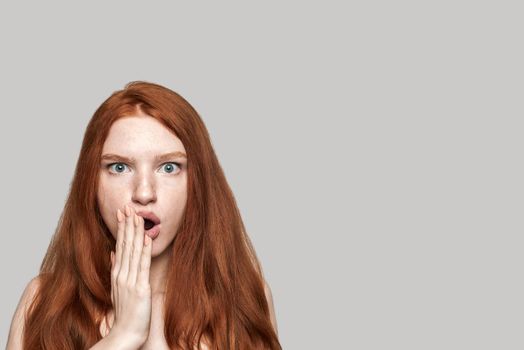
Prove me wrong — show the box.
[131,175,157,205]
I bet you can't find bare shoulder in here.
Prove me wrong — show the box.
[6,276,41,350]
[263,280,278,336]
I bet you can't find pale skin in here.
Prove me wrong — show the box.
[6,114,278,350]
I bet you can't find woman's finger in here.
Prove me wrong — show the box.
[112,209,125,308]
[119,204,135,278]
[138,235,152,287]
[128,213,144,285]
[114,208,125,272]
[110,251,115,305]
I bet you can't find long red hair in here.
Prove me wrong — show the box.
[23,81,281,349]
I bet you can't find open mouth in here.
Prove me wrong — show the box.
[144,218,155,231]
[136,211,161,240]
[142,218,161,240]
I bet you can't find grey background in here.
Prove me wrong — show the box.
[1,1,522,349]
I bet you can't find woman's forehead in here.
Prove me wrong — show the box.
[102,115,185,153]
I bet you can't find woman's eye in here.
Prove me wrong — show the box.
[160,162,181,174]
[108,163,129,173]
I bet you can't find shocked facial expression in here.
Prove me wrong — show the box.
[97,114,188,258]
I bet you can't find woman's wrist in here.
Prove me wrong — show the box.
[108,326,147,350]
[90,327,145,350]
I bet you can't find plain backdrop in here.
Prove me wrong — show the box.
[1,1,522,349]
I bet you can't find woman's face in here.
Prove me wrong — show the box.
[97,114,188,257]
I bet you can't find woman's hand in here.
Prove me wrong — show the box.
[108,204,153,348]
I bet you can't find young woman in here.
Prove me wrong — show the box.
[6,81,281,350]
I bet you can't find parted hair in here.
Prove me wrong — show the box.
[23,81,281,350]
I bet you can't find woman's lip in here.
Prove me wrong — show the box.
[136,211,161,225]
[145,223,161,240]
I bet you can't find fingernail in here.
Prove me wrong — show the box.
[125,204,130,216]
[134,213,139,226]
[144,235,150,246]
[117,209,124,222]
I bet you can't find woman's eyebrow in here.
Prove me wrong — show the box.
[101,151,187,162]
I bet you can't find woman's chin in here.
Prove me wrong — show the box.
[150,241,172,259]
